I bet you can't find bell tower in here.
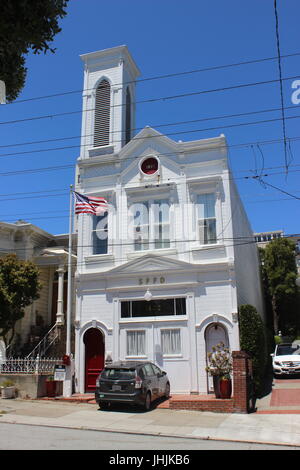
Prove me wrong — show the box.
[79,45,140,158]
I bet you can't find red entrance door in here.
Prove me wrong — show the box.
[84,328,104,392]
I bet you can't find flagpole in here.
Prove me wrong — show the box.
[63,184,73,397]
[66,183,73,356]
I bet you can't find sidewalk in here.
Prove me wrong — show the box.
[1,397,300,448]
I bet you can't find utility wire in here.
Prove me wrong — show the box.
[0,164,300,208]
[6,51,300,106]
[254,177,300,201]
[0,104,298,151]
[1,74,299,127]
[2,113,300,160]
[0,235,295,268]
[2,134,300,179]
[274,0,289,172]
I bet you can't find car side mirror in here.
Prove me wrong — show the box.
[270,353,274,357]
[162,371,167,376]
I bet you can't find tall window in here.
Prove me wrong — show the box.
[132,199,170,251]
[197,193,216,244]
[133,201,149,251]
[94,79,110,147]
[125,87,131,144]
[92,212,108,254]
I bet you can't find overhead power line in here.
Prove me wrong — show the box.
[1,74,299,127]
[0,103,298,151]
[1,133,300,179]
[274,0,289,171]
[1,112,300,160]
[5,51,300,106]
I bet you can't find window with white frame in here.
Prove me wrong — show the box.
[126,330,145,356]
[197,193,216,244]
[121,298,186,318]
[132,198,170,251]
[161,329,181,355]
[92,212,108,254]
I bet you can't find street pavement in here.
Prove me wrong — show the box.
[1,388,300,448]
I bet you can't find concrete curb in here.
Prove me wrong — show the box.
[0,415,299,449]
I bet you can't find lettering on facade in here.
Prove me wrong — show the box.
[138,277,165,285]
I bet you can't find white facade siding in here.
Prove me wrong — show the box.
[228,176,265,318]
[74,46,264,395]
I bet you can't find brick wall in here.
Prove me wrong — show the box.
[232,350,251,413]
[169,350,252,413]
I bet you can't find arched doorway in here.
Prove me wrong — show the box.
[205,323,229,355]
[205,323,229,393]
[83,328,105,392]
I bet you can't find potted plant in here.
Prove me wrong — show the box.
[45,375,57,397]
[206,342,233,399]
[1,379,16,399]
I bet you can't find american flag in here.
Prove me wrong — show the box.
[74,191,108,215]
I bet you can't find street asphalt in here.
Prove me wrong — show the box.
[0,396,300,448]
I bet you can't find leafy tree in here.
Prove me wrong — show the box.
[260,238,298,335]
[0,0,69,102]
[0,254,42,347]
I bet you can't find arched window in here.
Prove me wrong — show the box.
[125,87,131,144]
[94,79,110,147]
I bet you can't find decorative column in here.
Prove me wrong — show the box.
[56,265,65,326]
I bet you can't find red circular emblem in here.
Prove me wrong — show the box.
[141,157,158,175]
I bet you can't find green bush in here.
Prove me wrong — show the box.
[238,304,267,396]
[274,335,283,345]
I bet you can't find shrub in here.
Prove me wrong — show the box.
[238,304,267,396]
[1,379,15,387]
[274,335,283,345]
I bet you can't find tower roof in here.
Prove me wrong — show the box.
[80,45,140,78]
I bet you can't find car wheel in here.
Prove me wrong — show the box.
[99,402,109,410]
[164,382,170,399]
[144,392,151,411]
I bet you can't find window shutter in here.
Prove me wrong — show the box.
[94,79,110,147]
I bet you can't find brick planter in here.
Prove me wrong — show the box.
[169,395,234,413]
[169,350,252,414]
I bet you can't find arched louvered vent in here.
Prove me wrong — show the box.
[94,79,110,147]
[125,87,131,144]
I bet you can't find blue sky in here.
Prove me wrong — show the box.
[0,0,299,236]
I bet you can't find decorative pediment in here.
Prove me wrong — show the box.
[106,253,195,276]
[119,126,178,159]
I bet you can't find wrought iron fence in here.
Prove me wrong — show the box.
[0,357,62,374]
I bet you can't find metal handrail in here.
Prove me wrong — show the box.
[26,323,59,359]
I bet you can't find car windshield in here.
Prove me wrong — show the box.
[276,345,300,356]
[101,368,136,380]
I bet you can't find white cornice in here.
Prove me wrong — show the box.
[80,45,140,78]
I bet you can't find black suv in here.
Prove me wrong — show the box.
[95,361,170,411]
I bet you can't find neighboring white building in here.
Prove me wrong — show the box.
[74,46,264,394]
[0,220,76,355]
[254,230,284,247]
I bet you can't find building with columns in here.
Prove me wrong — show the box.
[0,220,76,356]
[74,45,264,395]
